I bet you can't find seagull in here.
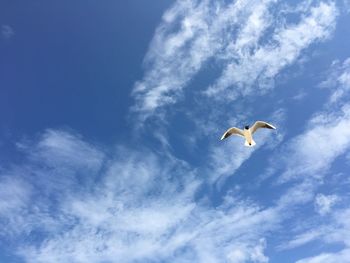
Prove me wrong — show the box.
[221,121,276,147]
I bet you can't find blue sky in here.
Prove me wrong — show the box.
[1,0,350,262]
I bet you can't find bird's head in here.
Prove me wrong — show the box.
[244,125,249,130]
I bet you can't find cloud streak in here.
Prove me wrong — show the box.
[206,1,338,98]
[0,130,281,263]
[1,2,348,263]
[132,0,338,119]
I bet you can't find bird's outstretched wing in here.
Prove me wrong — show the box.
[221,127,244,140]
[251,121,276,134]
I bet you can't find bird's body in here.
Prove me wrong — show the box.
[221,121,276,147]
[243,127,256,147]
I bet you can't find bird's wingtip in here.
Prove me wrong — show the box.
[267,122,276,129]
[220,133,226,140]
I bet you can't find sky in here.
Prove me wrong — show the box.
[0,0,350,262]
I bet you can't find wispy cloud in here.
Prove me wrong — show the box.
[2,67,348,263]
[130,0,338,194]
[0,130,282,263]
[1,1,348,262]
[314,193,339,215]
[132,0,338,119]
[0,176,32,237]
[206,1,338,98]
[293,208,350,262]
[1,25,14,39]
[269,57,350,183]
[319,58,350,104]
[296,249,350,263]
[278,228,326,250]
[273,104,350,183]
[266,57,350,260]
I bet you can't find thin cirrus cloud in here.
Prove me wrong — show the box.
[319,58,350,104]
[287,208,350,263]
[7,101,347,262]
[296,249,350,263]
[132,0,338,119]
[261,58,350,184]
[0,129,280,263]
[1,1,349,262]
[314,193,339,215]
[277,104,350,183]
[269,58,350,261]
[6,63,350,262]
[206,1,337,98]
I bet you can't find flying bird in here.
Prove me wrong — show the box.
[221,121,276,147]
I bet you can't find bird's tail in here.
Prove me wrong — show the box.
[245,140,256,147]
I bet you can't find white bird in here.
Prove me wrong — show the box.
[221,121,276,147]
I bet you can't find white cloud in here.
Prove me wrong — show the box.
[0,129,281,263]
[294,208,350,262]
[0,177,32,236]
[208,139,256,183]
[132,0,338,119]
[279,229,325,250]
[278,207,350,261]
[342,0,350,13]
[319,58,350,104]
[274,58,350,186]
[292,90,307,101]
[1,92,346,263]
[0,177,30,215]
[277,104,350,183]
[296,249,350,263]
[276,180,316,208]
[260,57,350,259]
[0,9,348,260]
[206,1,338,98]
[314,193,339,215]
[227,239,268,263]
[276,58,350,183]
